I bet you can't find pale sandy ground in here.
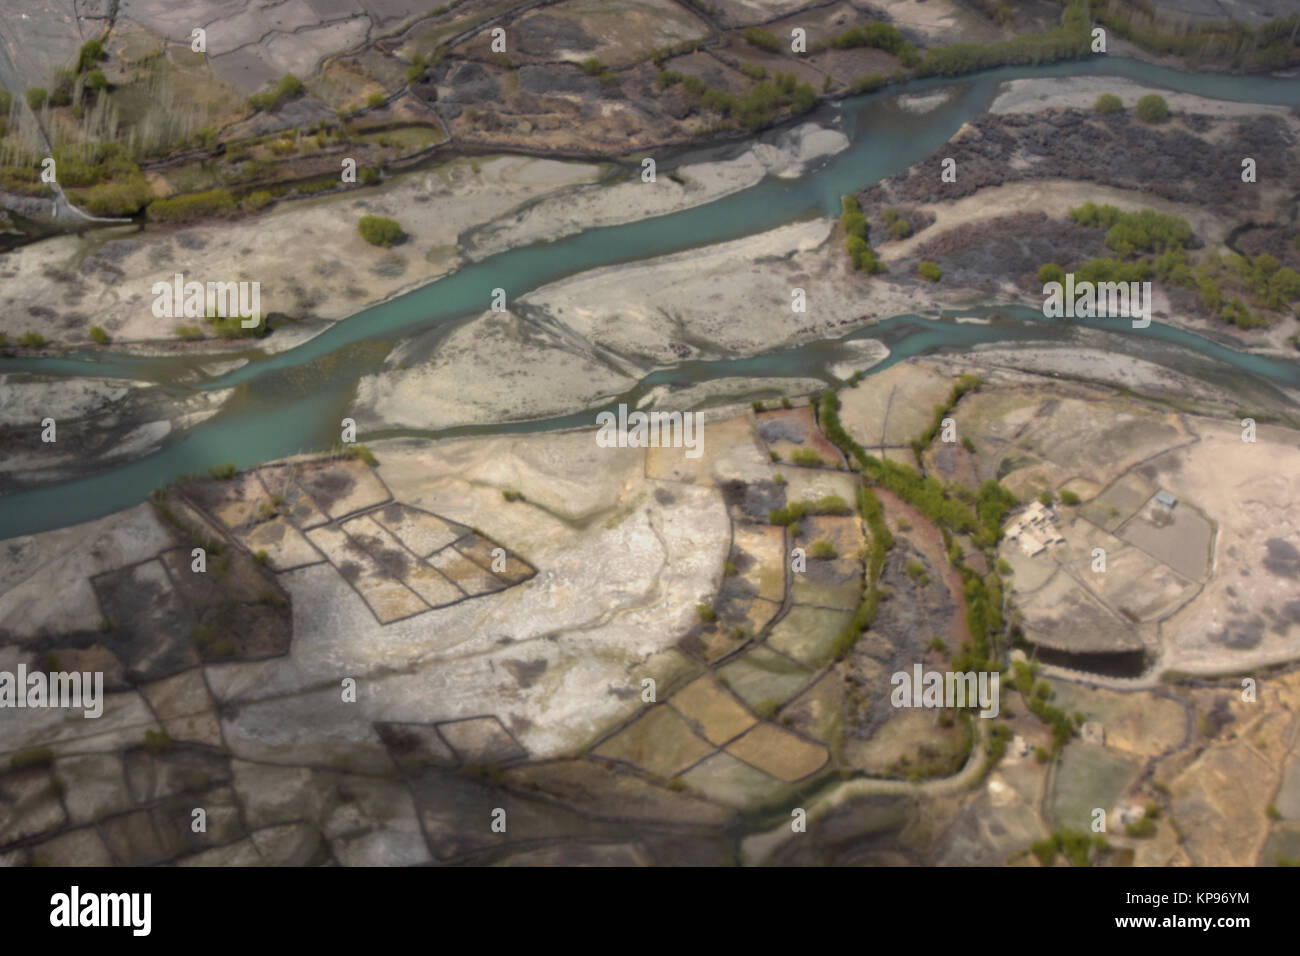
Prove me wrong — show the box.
[0,427,737,763]
[962,344,1242,406]
[0,155,603,346]
[0,376,232,486]
[990,76,1298,119]
[352,218,932,432]
[896,90,955,114]
[0,122,847,350]
[463,121,850,260]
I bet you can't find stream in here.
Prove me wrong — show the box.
[2,54,1299,540]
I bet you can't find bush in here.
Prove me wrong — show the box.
[241,190,274,212]
[176,325,204,340]
[918,261,942,282]
[366,92,386,108]
[581,57,607,75]
[344,443,378,467]
[249,73,304,112]
[85,69,109,92]
[1135,93,1169,123]
[358,215,404,247]
[791,448,823,466]
[1036,263,1064,285]
[10,747,55,770]
[916,0,1090,78]
[810,539,837,559]
[18,331,46,347]
[143,729,172,755]
[1059,489,1081,506]
[26,87,48,110]
[1038,490,1053,506]
[88,325,109,344]
[147,188,236,222]
[695,603,716,624]
[208,462,238,480]
[830,23,909,56]
[1094,93,1123,113]
[1125,816,1156,838]
[742,27,781,52]
[77,40,105,72]
[850,73,886,94]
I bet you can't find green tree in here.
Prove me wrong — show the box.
[918,261,942,282]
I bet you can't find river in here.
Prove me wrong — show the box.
[2,54,1299,539]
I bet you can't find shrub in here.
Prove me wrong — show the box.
[742,27,781,52]
[918,261,942,282]
[208,462,238,480]
[850,73,886,94]
[1094,93,1123,113]
[18,331,46,347]
[176,325,204,340]
[343,443,378,466]
[1038,490,1053,506]
[143,729,172,755]
[248,73,304,113]
[1038,263,1065,284]
[88,325,109,344]
[1059,489,1081,506]
[905,560,929,586]
[581,57,607,75]
[695,603,716,624]
[241,190,274,212]
[10,747,55,770]
[77,40,105,72]
[791,448,824,466]
[810,539,837,559]
[890,218,911,239]
[253,549,270,566]
[366,92,386,108]
[147,188,237,222]
[358,215,404,247]
[85,69,109,92]
[26,87,48,110]
[1135,93,1169,123]
[830,22,908,55]
[1125,816,1156,838]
